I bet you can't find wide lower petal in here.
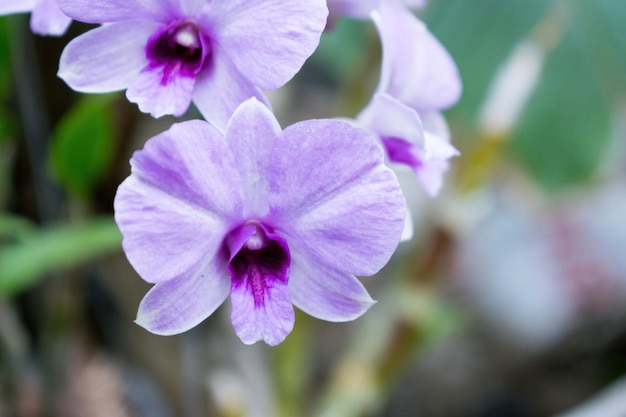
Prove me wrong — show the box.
[268,119,405,277]
[192,52,269,132]
[114,120,243,284]
[58,20,158,93]
[30,0,71,36]
[208,0,327,90]
[126,64,196,118]
[227,223,294,345]
[136,261,230,335]
[289,247,375,321]
[230,277,294,346]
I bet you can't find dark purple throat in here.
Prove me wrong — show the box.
[226,223,290,308]
[146,20,210,84]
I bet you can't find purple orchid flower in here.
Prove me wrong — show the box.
[114,98,405,345]
[357,0,461,197]
[57,0,328,130]
[0,0,71,36]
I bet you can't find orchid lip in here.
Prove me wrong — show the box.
[225,222,291,308]
[381,136,423,171]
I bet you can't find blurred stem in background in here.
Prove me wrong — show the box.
[457,0,572,192]
[6,16,63,222]
[312,228,462,417]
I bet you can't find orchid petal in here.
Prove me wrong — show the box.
[416,158,450,197]
[401,206,414,241]
[0,0,37,14]
[373,0,461,111]
[230,275,294,345]
[114,120,243,284]
[224,98,282,218]
[420,111,451,143]
[328,0,426,20]
[357,93,424,147]
[136,261,230,335]
[209,0,327,90]
[192,52,269,132]
[228,226,294,345]
[424,130,459,160]
[126,65,196,118]
[30,0,71,35]
[269,120,405,277]
[58,20,157,93]
[289,247,375,321]
[57,0,159,23]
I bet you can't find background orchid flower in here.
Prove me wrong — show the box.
[114,98,406,346]
[0,0,71,36]
[57,0,328,130]
[327,0,425,22]
[357,0,462,197]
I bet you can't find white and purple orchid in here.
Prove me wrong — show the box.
[357,0,462,197]
[57,0,328,130]
[0,0,71,36]
[114,98,406,345]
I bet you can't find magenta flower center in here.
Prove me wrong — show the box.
[146,20,209,84]
[226,223,290,308]
[381,137,423,171]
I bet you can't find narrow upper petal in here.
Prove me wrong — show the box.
[268,120,405,277]
[208,0,327,90]
[58,20,157,93]
[135,260,230,335]
[224,98,282,218]
[0,0,36,14]
[114,120,243,284]
[357,93,424,147]
[126,64,196,118]
[192,52,269,132]
[56,0,160,23]
[424,130,459,160]
[30,0,72,36]
[289,246,375,322]
[372,0,461,111]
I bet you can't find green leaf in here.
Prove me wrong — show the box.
[0,215,35,243]
[50,95,117,198]
[0,107,17,145]
[576,0,626,98]
[425,0,551,123]
[0,19,11,100]
[509,26,612,191]
[0,218,122,296]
